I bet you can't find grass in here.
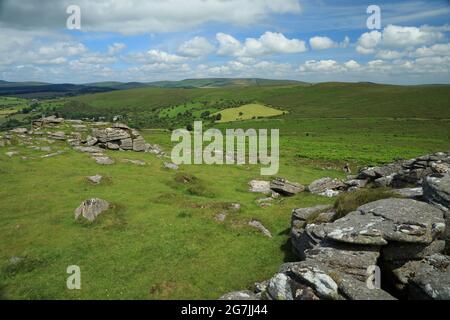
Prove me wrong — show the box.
[213,103,285,122]
[0,82,449,299]
[333,188,401,220]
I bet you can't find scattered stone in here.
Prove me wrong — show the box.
[74,198,110,222]
[6,151,19,157]
[266,273,294,300]
[122,159,146,166]
[308,177,346,194]
[248,219,272,238]
[270,178,305,196]
[164,162,179,170]
[248,180,271,194]
[93,156,115,165]
[215,212,227,222]
[10,128,28,134]
[319,189,340,197]
[49,131,66,140]
[87,174,103,184]
[74,146,104,153]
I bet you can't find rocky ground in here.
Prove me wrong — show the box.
[223,152,450,300]
[2,117,449,300]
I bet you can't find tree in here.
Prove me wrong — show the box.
[215,113,222,121]
[186,123,193,131]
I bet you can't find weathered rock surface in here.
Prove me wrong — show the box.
[423,174,450,210]
[164,162,179,170]
[389,254,450,299]
[270,178,304,196]
[87,174,103,184]
[248,180,271,194]
[219,291,259,300]
[248,219,272,238]
[308,177,346,195]
[74,198,109,222]
[93,156,115,165]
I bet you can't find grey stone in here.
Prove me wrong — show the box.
[10,128,28,134]
[219,291,259,300]
[93,156,115,165]
[393,187,423,199]
[164,162,179,170]
[87,174,103,184]
[74,146,104,153]
[93,127,130,143]
[132,137,146,152]
[122,159,146,166]
[308,177,345,194]
[248,219,272,238]
[267,273,294,300]
[423,174,450,210]
[381,240,445,261]
[74,198,110,222]
[106,142,120,150]
[248,180,271,194]
[119,138,133,150]
[270,178,305,196]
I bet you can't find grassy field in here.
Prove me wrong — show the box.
[214,103,285,122]
[0,82,449,299]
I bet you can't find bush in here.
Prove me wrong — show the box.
[333,188,399,220]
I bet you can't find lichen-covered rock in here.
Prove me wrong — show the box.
[248,180,271,194]
[308,177,345,194]
[270,178,304,196]
[323,199,445,246]
[389,254,450,300]
[219,291,259,300]
[74,198,109,222]
[266,273,294,300]
[423,174,450,210]
[248,219,272,238]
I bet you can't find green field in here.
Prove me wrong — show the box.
[0,82,449,299]
[214,103,285,122]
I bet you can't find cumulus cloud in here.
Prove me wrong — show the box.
[309,36,337,50]
[108,43,126,55]
[216,31,307,57]
[356,24,449,55]
[0,0,302,34]
[178,37,215,57]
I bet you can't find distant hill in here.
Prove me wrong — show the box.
[0,78,306,98]
[146,78,307,88]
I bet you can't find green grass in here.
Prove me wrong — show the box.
[0,82,449,299]
[213,103,285,122]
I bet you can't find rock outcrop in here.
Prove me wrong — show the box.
[270,178,304,196]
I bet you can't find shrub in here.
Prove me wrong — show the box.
[333,188,399,220]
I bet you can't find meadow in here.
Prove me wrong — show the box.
[0,82,449,299]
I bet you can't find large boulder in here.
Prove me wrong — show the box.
[74,198,110,222]
[93,127,130,143]
[323,199,445,246]
[270,178,304,196]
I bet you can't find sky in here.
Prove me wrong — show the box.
[0,0,449,84]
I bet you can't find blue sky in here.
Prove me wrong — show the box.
[0,0,449,84]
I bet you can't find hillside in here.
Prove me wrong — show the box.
[68,82,450,120]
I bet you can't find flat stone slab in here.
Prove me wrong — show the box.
[323,199,445,245]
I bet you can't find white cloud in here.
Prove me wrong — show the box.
[309,36,337,50]
[0,0,302,35]
[413,43,450,57]
[344,60,360,70]
[356,31,382,54]
[376,50,405,60]
[178,37,215,57]
[108,43,126,55]
[356,24,449,55]
[299,60,345,73]
[217,31,307,57]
